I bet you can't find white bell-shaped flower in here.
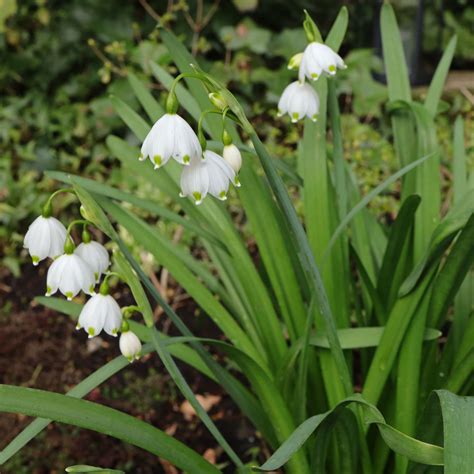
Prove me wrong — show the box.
[278,81,320,122]
[299,42,346,81]
[23,216,67,265]
[119,330,142,362]
[223,144,242,174]
[46,252,96,301]
[75,241,110,282]
[77,293,122,338]
[180,158,209,205]
[206,150,239,199]
[140,113,202,168]
[180,150,239,204]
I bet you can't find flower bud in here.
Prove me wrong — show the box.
[208,92,228,110]
[119,330,142,362]
[223,144,242,174]
[288,52,303,70]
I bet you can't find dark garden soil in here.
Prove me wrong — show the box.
[0,264,263,473]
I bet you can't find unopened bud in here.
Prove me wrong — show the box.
[208,92,228,110]
[223,144,242,174]
[119,330,142,362]
[288,53,303,70]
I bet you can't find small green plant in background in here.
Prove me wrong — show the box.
[1,4,473,474]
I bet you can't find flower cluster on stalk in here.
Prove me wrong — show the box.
[138,79,243,205]
[24,194,142,362]
[277,12,346,123]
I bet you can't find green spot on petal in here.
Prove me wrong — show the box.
[88,327,95,337]
[311,73,319,79]
[192,191,202,203]
[46,285,52,295]
[328,65,336,72]
[292,112,299,121]
[219,191,227,199]
[65,291,73,300]
[94,272,99,281]
[112,328,118,336]
[153,155,162,166]
[183,154,190,164]
[89,285,95,293]
[32,255,40,265]
[312,114,319,122]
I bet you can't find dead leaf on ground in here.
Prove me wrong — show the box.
[180,393,221,421]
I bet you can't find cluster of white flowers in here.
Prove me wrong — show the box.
[24,210,142,362]
[278,40,346,122]
[139,98,242,205]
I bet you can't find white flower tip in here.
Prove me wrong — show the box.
[67,296,73,301]
[179,192,186,198]
[138,153,146,161]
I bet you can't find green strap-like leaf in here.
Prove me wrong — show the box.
[0,385,220,474]
[65,465,124,473]
[399,189,474,296]
[436,390,474,474]
[254,394,444,471]
[377,195,420,315]
[428,213,474,328]
[424,36,457,117]
[128,72,163,122]
[323,153,433,263]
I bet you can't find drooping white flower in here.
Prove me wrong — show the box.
[140,113,202,168]
[23,216,67,265]
[206,150,240,199]
[278,81,320,122]
[75,241,110,282]
[77,293,122,338]
[46,253,96,300]
[119,330,142,362]
[299,42,346,81]
[180,150,239,204]
[223,144,242,174]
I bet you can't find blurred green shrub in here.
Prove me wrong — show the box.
[1,0,472,278]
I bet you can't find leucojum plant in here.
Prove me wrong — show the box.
[1,5,473,474]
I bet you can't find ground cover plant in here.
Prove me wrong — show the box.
[1,4,473,473]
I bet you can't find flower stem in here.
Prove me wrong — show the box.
[42,188,75,217]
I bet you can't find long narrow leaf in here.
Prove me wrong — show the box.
[0,385,220,474]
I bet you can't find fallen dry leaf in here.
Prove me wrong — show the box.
[180,393,221,421]
[203,448,217,464]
